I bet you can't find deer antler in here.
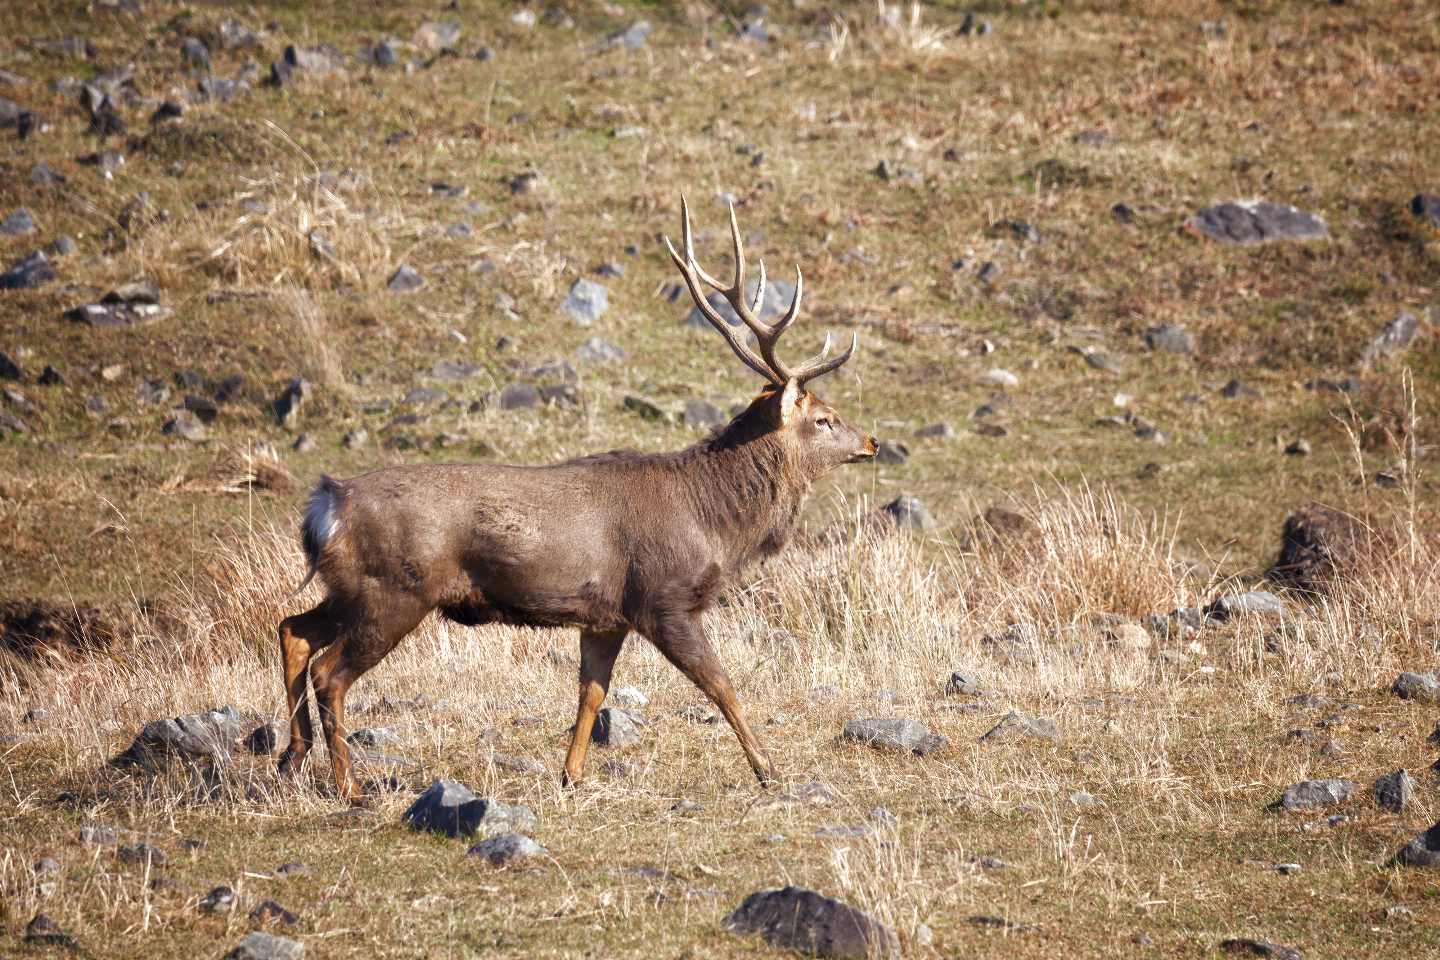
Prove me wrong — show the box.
[665,197,856,387]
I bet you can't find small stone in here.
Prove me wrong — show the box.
[1280,779,1357,811]
[624,394,667,421]
[245,721,288,755]
[1068,790,1097,806]
[996,219,1043,243]
[980,711,1062,743]
[233,930,305,960]
[403,780,538,839]
[914,422,954,438]
[1221,379,1265,401]
[1189,201,1328,246]
[672,799,705,815]
[387,264,425,293]
[468,833,547,866]
[1374,770,1415,813]
[50,236,77,257]
[31,163,64,187]
[840,718,945,756]
[1218,939,1302,960]
[33,858,61,876]
[1385,905,1414,921]
[25,914,70,945]
[870,806,897,825]
[308,232,338,259]
[136,378,171,405]
[612,685,648,708]
[1392,672,1440,704]
[1286,439,1311,456]
[117,842,166,864]
[574,336,626,364]
[1362,312,1424,366]
[0,250,58,290]
[883,494,936,533]
[977,261,1002,283]
[754,781,834,809]
[1206,591,1284,619]
[481,381,539,412]
[591,706,642,747]
[0,207,37,236]
[1145,322,1194,355]
[375,41,399,68]
[559,278,609,325]
[81,823,120,845]
[430,361,482,382]
[249,899,299,925]
[723,887,899,957]
[343,427,368,449]
[684,398,725,431]
[874,439,909,465]
[1084,352,1126,374]
[510,171,544,196]
[412,21,462,50]
[272,862,317,878]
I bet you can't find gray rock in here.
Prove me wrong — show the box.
[480,752,547,775]
[874,440,909,465]
[33,858,61,876]
[914,422,954,438]
[723,886,899,958]
[430,361,481,382]
[0,251,58,290]
[1385,905,1414,921]
[468,833,547,866]
[510,171,544,196]
[375,40,399,68]
[32,163,64,187]
[683,280,795,337]
[1188,200,1329,246]
[284,45,339,74]
[1068,790,1097,806]
[977,261,1002,283]
[136,378,171,405]
[342,427,367,449]
[25,913,70,945]
[481,381,539,411]
[68,302,174,329]
[602,20,653,49]
[85,394,110,415]
[684,398,725,431]
[1145,322,1194,355]
[413,21,462,50]
[475,45,496,61]
[980,711,1062,743]
[244,721,288,755]
[1206,591,1284,619]
[233,930,305,960]
[1084,352,1125,374]
[1374,770,1415,813]
[1218,940,1301,960]
[1392,672,1440,703]
[403,780,538,839]
[81,822,120,845]
[672,798,705,815]
[840,717,943,756]
[997,219,1043,244]
[273,377,311,427]
[307,231,338,260]
[559,278,609,325]
[82,150,125,171]
[403,387,449,406]
[0,207,36,236]
[1285,439,1311,456]
[574,337,626,364]
[882,494,936,533]
[446,221,472,239]
[116,705,243,764]
[117,842,166,864]
[182,37,211,70]
[624,394,667,421]
[218,19,267,49]
[1221,379,1265,401]
[163,412,208,441]
[591,706,642,747]
[1412,194,1440,229]
[387,263,425,293]
[249,899,299,925]
[1396,818,1440,867]
[1280,779,1357,811]
[0,350,26,381]
[870,806,897,825]
[595,262,625,278]
[754,781,835,808]
[1362,312,1424,366]
[198,77,249,102]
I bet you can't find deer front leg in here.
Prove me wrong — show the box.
[562,628,628,787]
[648,615,776,788]
[276,606,338,776]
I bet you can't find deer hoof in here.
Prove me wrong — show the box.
[276,750,303,776]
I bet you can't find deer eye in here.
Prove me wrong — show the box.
[815,417,832,429]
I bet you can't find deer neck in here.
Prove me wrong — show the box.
[688,433,810,561]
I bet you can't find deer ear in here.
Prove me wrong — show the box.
[779,378,802,426]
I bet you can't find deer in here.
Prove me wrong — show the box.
[276,198,878,804]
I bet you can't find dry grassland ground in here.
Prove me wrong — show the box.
[0,0,1439,957]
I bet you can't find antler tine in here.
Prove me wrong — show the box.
[789,331,858,385]
[680,197,729,292]
[752,258,766,318]
[771,265,803,339]
[666,201,783,386]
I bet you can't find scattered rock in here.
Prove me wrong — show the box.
[32,163,64,187]
[672,799,705,815]
[883,495,936,533]
[431,361,482,382]
[0,251,58,290]
[840,718,944,756]
[1,350,27,381]
[1285,439,1311,456]
[996,219,1043,243]
[1411,194,1440,229]
[1361,312,1425,366]
[343,427,367,449]
[914,422,954,439]
[68,301,173,329]
[1145,322,1194,355]
[723,886,899,958]
[1084,352,1125,374]
[232,930,305,960]
[612,685,647,708]
[574,336,626,363]
[977,367,1019,388]
[81,149,125,171]
[684,398,725,431]
[977,261,1002,283]
[272,862,316,878]
[1392,672,1440,704]
[1395,818,1440,867]
[624,394,667,421]
[387,264,425,294]
[117,842,166,865]
[874,440,909,465]
[80,823,120,845]
[182,37,211,70]
[1280,779,1357,811]
[403,780,538,839]
[249,899,299,925]
[980,711,1062,743]
[25,914,70,945]
[1218,939,1302,960]
[469,833,547,866]
[1278,504,1385,588]
[136,378,171,405]
[479,381,539,412]
[115,705,243,764]
[244,721,288,755]
[1384,905,1414,921]
[754,781,834,808]
[510,171,544,196]
[273,378,311,427]
[559,278,609,325]
[1188,200,1329,246]
[0,207,36,236]
[412,21,462,50]
[1374,770,1414,813]
[603,21,653,50]
[591,706,642,747]
[1206,591,1284,619]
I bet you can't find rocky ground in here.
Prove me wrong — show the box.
[0,0,1439,957]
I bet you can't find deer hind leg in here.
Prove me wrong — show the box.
[562,628,628,787]
[310,604,429,805]
[276,604,339,777]
[647,614,776,788]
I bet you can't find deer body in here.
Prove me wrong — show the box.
[278,201,876,802]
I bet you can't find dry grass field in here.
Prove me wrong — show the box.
[1,0,1439,956]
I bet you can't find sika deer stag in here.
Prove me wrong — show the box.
[278,199,877,803]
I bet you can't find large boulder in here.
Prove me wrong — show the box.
[115,705,243,764]
[723,886,899,958]
[402,780,538,839]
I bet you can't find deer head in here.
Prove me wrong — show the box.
[666,199,877,478]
